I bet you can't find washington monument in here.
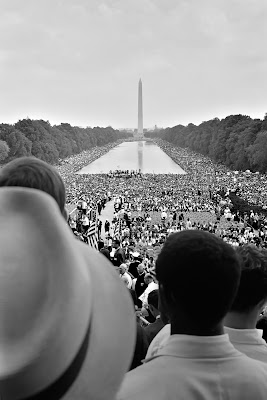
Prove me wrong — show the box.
[137,78,143,136]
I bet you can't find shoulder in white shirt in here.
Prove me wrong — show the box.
[224,326,267,363]
[118,333,267,400]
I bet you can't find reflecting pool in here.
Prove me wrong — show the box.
[77,141,186,174]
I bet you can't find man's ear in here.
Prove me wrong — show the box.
[258,298,267,314]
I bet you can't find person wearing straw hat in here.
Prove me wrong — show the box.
[0,187,136,400]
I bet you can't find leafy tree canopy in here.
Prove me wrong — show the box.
[0,119,131,164]
[145,114,267,173]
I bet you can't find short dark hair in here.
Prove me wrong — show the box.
[147,290,159,309]
[0,157,66,214]
[113,239,120,246]
[230,245,267,312]
[156,230,241,327]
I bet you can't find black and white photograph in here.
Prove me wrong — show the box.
[1,1,267,399]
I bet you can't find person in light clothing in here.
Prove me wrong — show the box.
[138,274,158,309]
[118,230,267,400]
[224,245,267,363]
[119,264,133,290]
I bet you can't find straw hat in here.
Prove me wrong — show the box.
[0,187,136,400]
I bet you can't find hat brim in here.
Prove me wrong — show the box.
[63,243,136,399]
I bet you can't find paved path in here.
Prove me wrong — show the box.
[68,200,115,238]
[98,200,115,238]
[69,200,114,219]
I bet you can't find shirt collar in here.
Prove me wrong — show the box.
[145,334,242,362]
[224,326,265,345]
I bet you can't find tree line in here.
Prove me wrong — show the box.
[145,114,267,173]
[0,119,131,164]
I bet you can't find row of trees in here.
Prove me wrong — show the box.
[1,114,266,172]
[0,119,131,164]
[145,114,267,173]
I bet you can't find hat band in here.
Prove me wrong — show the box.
[20,323,90,400]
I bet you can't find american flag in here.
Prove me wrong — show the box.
[86,215,98,250]
[114,218,122,238]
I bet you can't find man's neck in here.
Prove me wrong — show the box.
[224,311,258,329]
[171,317,224,336]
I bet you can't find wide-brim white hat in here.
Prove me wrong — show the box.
[0,187,136,400]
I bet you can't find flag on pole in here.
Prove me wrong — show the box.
[86,219,98,250]
[114,218,122,239]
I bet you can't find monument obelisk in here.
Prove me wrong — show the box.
[138,78,143,136]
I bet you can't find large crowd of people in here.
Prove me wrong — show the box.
[56,138,267,255]
[1,142,267,399]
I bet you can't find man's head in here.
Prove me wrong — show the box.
[144,273,154,285]
[229,245,267,314]
[113,239,120,249]
[137,263,145,275]
[0,157,66,217]
[156,230,241,331]
[147,289,160,317]
[119,264,127,275]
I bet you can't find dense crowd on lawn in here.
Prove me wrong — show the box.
[154,138,267,209]
[63,140,267,254]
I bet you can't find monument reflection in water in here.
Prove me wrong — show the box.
[77,141,186,174]
[137,141,144,171]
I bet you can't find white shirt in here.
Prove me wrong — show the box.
[225,326,267,363]
[120,272,132,290]
[81,201,87,209]
[146,324,170,359]
[138,281,158,306]
[118,334,267,400]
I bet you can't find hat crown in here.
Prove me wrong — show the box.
[0,188,91,397]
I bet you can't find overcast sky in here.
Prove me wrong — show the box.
[0,0,266,129]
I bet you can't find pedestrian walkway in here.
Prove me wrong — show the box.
[68,199,118,239]
[98,200,114,238]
